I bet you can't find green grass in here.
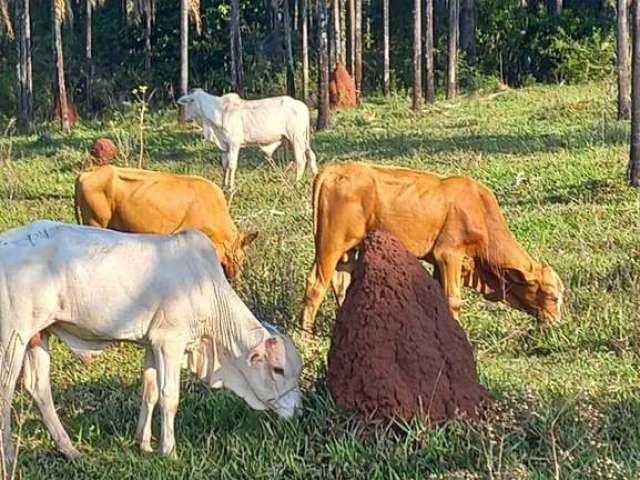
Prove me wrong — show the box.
[1,80,639,479]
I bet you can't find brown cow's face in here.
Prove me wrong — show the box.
[221,231,259,280]
[505,266,564,323]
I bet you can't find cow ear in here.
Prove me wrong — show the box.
[241,231,259,249]
[177,96,192,106]
[246,342,266,366]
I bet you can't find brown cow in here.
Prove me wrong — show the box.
[75,165,257,279]
[301,162,564,333]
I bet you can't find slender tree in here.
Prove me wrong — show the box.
[334,0,344,65]
[180,0,189,98]
[460,0,475,63]
[302,0,309,103]
[328,0,336,68]
[85,0,93,109]
[230,0,243,94]
[339,0,346,65]
[424,0,435,103]
[412,0,422,110]
[382,0,389,96]
[52,0,70,129]
[348,0,355,74]
[317,0,330,130]
[1,0,13,40]
[178,0,200,120]
[133,0,155,73]
[629,0,640,186]
[283,0,295,97]
[617,0,631,120]
[354,0,362,99]
[447,0,459,99]
[15,0,32,129]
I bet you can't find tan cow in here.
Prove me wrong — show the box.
[301,162,564,333]
[75,165,257,279]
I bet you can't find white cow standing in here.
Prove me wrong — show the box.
[0,221,302,463]
[177,89,318,190]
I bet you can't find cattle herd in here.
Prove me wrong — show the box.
[0,89,565,465]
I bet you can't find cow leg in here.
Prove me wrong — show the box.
[226,146,240,191]
[331,250,357,307]
[221,151,231,190]
[153,341,186,459]
[305,147,318,176]
[434,252,464,319]
[292,139,307,182]
[134,348,158,453]
[22,336,80,459]
[301,247,348,334]
[0,333,28,471]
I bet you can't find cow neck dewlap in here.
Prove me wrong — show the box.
[206,282,265,359]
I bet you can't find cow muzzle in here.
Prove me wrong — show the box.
[270,388,302,419]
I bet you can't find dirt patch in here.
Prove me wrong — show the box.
[329,64,357,108]
[89,138,118,166]
[327,229,491,422]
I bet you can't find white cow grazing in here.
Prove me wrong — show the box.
[0,220,302,462]
[177,88,318,190]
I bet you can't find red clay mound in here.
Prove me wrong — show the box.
[50,95,79,126]
[329,64,357,108]
[89,138,118,166]
[327,229,491,422]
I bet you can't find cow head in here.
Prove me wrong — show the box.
[217,329,302,419]
[177,89,205,123]
[502,265,564,324]
[221,231,259,280]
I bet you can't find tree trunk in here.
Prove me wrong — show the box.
[283,0,296,97]
[334,0,343,65]
[348,0,355,75]
[629,0,640,186]
[382,0,389,96]
[85,0,93,111]
[52,0,70,130]
[293,0,298,30]
[15,0,33,130]
[328,0,336,69]
[460,0,475,63]
[317,0,330,130]
[412,0,422,110]
[180,0,189,98]
[617,0,631,120]
[229,0,244,95]
[424,0,435,103]
[447,0,458,99]
[144,7,152,72]
[354,0,362,100]
[339,0,346,65]
[302,0,309,103]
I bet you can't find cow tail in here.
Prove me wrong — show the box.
[73,177,82,224]
[305,122,317,174]
[311,169,326,237]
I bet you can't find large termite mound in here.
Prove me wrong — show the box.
[327,229,491,422]
[329,64,357,108]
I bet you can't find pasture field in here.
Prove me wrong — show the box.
[0,81,639,479]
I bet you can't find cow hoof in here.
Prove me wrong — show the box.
[139,441,154,453]
[62,446,82,460]
[161,447,177,460]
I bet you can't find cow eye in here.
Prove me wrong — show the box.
[273,367,285,376]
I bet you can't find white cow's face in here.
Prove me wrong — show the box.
[177,94,198,123]
[229,333,302,419]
